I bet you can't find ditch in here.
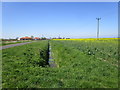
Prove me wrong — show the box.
[39,41,57,67]
[48,42,57,67]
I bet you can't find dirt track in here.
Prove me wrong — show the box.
[0,42,31,50]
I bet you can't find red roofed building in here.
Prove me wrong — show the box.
[20,37,32,40]
[34,37,40,40]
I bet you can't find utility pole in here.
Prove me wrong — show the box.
[96,18,101,39]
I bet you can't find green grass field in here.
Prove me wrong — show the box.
[2,39,119,88]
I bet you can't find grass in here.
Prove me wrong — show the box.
[2,39,119,88]
[50,39,118,88]
[2,40,49,88]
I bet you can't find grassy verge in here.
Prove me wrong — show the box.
[2,40,49,88]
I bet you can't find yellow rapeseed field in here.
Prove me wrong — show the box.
[52,38,119,41]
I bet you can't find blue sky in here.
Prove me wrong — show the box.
[2,2,118,39]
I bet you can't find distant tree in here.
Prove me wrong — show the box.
[31,36,34,39]
[41,37,46,40]
[66,38,70,39]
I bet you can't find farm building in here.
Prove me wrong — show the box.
[34,37,40,40]
[20,37,32,40]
